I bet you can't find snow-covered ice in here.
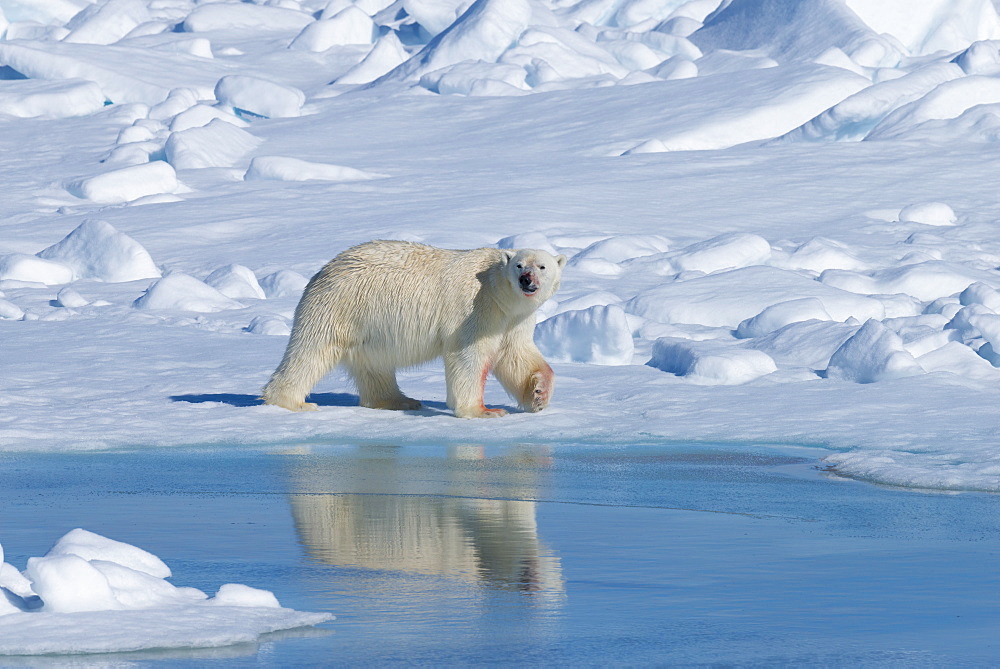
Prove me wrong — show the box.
[4,3,1000,656]
[0,529,332,655]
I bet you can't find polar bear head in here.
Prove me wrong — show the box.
[504,248,566,302]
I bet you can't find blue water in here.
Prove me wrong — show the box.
[1,442,999,666]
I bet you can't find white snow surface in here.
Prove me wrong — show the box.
[3,0,1000,518]
[0,529,332,655]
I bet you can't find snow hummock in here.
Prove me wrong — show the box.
[37,220,161,283]
[0,529,332,655]
[133,273,244,313]
[214,76,305,119]
[649,338,778,385]
[66,161,180,204]
[825,318,924,383]
[535,304,634,365]
[244,156,388,183]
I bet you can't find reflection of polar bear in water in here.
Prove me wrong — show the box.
[262,240,566,418]
[287,445,563,596]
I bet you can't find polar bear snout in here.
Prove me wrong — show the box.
[518,272,539,294]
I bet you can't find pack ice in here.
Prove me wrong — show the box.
[2,0,1000,507]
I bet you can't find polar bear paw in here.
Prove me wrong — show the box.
[527,370,552,412]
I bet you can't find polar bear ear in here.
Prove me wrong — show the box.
[555,254,567,268]
[501,249,517,264]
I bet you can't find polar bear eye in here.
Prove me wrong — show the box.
[516,263,523,269]
[539,265,546,270]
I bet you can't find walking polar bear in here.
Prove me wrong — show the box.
[261,240,566,418]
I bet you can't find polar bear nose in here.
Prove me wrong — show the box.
[519,272,538,293]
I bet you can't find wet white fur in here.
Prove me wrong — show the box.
[261,240,566,417]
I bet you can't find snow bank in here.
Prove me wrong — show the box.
[0,79,105,119]
[133,274,244,313]
[825,318,924,383]
[245,315,291,336]
[66,161,179,204]
[627,266,885,328]
[183,3,314,34]
[535,305,634,365]
[205,264,266,300]
[735,298,833,339]
[214,76,305,119]
[820,261,990,302]
[0,254,74,285]
[289,8,376,51]
[378,0,533,83]
[671,232,771,274]
[898,202,956,226]
[244,156,388,182]
[165,120,260,170]
[623,64,870,152]
[0,529,332,655]
[336,32,410,85]
[648,338,778,385]
[259,270,309,298]
[37,220,161,283]
[844,0,1000,56]
[749,319,860,370]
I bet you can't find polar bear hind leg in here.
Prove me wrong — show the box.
[261,340,341,412]
[347,362,422,411]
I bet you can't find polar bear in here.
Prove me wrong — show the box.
[261,240,566,418]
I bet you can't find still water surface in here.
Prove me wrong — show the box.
[2,442,999,666]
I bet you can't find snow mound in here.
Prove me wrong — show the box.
[63,0,149,46]
[671,232,771,274]
[735,297,833,339]
[775,237,868,273]
[169,104,248,133]
[245,315,291,336]
[47,528,170,579]
[165,119,260,170]
[535,304,634,365]
[825,318,924,383]
[66,161,179,204]
[691,0,897,64]
[749,319,860,370]
[898,201,956,226]
[0,299,25,321]
[497,232,558,256]
[377,0,533,84]
[290,8,376,51]
[0,79,105,119]
[259,270,309,298]
[960,282,1000,312]
[183,3,314,34]
[777,62,963,142]
[37,220,161,283]
[844,0,1000,57]
[0,529,332,655]
[214,76,305,119]
[627,265,885,328]
[244,156,388,182]
[55,286,89,308]
[648,338,778,385]
[336,32,410,85]
[133,274,244,313]
[0,254,74,285]
[622,64,870,152]
[866,76,1000,141]
[820,261,990,302]
[571,234,670,264]
[205,264,266,300]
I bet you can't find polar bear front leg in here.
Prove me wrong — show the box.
[494,349,554,413]
[445,351,507,419]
